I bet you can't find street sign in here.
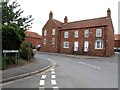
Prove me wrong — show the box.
[2,50,19,64]
[3,50,19,53]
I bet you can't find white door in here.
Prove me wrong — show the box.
[74,41,78,51]
[84,41,89,52]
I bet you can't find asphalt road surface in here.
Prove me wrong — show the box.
[2,53,118,89]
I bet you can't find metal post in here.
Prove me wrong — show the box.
[28,33,30,61]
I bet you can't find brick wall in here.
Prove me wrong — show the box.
[41,20,60,52]
[25,37,42,47]
[60,26,109,56]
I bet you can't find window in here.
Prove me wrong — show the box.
[95,40,103,49]
[63,41,69,48]
[84,30,89,37]
[74,31,78,38]
[52,29,55,35]
[64,31,69,38]
[52,38,55,45]
[44,30,47,36]
[43,38,47,44]
[96,29,102,37]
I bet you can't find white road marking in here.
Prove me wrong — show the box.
[79,62,101,69]
[51,80,57,85]
[41,75,46,79]
[51,69,55,71]
[51,71,55,74]
[39,80,45,86]
[53,86,59,89]
[51,75,56,79]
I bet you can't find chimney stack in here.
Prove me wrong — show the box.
[64,16,68,23]
[107,8,111,18]
[49,11,53,20]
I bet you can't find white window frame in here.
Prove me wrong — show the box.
[74,31,78,38]
[52,38,55,45]
[63,41,69,48]
[96,29,102,37]
[64,31,69,38]
[95,40,103,49]
[44,30,47,36]
[43,38,47,44]
[52,29,55,35]
[84,30,89,37]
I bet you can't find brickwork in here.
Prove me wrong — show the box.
[40,9,115,57]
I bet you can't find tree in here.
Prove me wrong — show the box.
[1,0,34,50]
[2,23,25,50]
[2,0,34,30]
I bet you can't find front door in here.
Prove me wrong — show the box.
[74,41,78,51]
[84,41,89,52]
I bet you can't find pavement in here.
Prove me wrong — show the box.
[1,53,53,84]
[1,51,119,84]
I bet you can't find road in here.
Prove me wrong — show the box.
[2,52,118,89]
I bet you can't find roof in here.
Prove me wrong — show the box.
[25,31,42,38]
[61,17,110,30]
[51,19,63,27]
[114,34,120,40]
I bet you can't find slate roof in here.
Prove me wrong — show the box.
[51,17,111,30]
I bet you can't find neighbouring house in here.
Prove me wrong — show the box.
[40,8,115,56]
[114,34,120,48]
[25,31,42,50]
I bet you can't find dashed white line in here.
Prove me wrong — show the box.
[41,75,46,79]
[39,80,45,86]
[79,62,101,69]
[53,86,59,88]
[51,69,55,71]
[51,75,56,79]
[51,71,55,74]
[51,80,57,85]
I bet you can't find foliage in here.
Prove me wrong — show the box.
[2,56,16,70]
[2,0,34,30]
[2,23,25,50]
[2,0,34,50]
[20,42,34,60]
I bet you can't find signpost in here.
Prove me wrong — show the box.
[3,50,19,64]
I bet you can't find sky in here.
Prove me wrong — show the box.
[10,0,119,35]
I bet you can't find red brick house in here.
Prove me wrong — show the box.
[25,31,42,49]
[41,8,114,56]
[114,34,120,48]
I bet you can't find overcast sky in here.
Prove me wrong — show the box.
[11,0,119,35]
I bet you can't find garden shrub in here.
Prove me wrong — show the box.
[20,42,34,60]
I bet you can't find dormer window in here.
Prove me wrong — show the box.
[84,30,89,37]
[44,30,47,36]
[52,29,55,35]
[96,29,102,37]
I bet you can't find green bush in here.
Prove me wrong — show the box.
[20,42,34,60]
[2,56,16,70]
